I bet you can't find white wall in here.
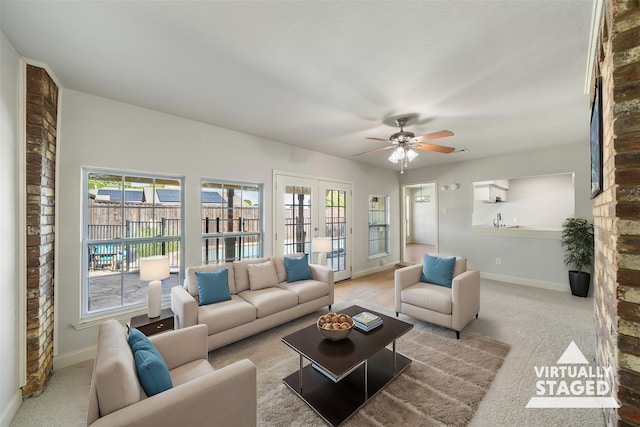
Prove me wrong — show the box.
[401,143,592,290]
[0,30,22,427]
[55,90,400,363]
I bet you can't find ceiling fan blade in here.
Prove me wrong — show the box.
[353,145,394,157]
[414,142,455,154]
[365,137,391,142]
[411,130,454,143]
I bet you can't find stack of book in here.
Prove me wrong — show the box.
[353,312,383,332]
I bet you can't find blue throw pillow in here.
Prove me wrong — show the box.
[284,254,313,282]
[127,328,173,396]
[196,269,232,305]
[420,254,456,288]
[134,349,173,396]
[127,327,152,352]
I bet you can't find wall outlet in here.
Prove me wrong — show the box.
[496,258,502,265]
[441,208,447,214]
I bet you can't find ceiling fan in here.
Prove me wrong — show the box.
[354,116,455,173]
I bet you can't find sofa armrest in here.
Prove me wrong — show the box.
[394,264,423,312]
[149,324,208,371]
[309,263,333,285]
[89,359,257,427]
[171,286,198,330]
[451,269,481,330]
[309,264,335,303]
[451,269,480,303]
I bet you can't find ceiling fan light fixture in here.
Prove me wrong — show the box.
[388,146,405,163]
[406,149,418,162]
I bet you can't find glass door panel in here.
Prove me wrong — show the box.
[275,174,352,281]
[319,182,351,281]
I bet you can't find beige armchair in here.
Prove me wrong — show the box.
[87,320,257,427]
[395,256,480,339]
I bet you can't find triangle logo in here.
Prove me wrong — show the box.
[557,341,589,364]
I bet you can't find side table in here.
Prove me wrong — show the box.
[129,308,175,336]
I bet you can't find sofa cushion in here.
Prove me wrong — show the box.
[238,288,298,318]
[169,359,215,387]
[197,295,257,334]
[402,283,452,315]
[284,254,313,282]
[247,260,279,291]
[127,328,173,397]
[420,254,456,288]
[196,269,232,305]
[279,280,330,304]
[186,262,236,296]
[233,258,270,293]
[95,320,142,416]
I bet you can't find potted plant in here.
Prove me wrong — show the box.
[560,217,594,297]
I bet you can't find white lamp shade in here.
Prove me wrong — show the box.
[312,237,332,253]
[140,256,170,281]
[388,147,405,163]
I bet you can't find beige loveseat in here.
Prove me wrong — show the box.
[171,255,334,351]
[395,256,480,339]
[87,320,256,427]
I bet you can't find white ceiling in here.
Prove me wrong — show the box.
[0,1,595,172]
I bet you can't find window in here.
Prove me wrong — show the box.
[201,180,263,264]
[83,170,184,316]
[368,195,389,257]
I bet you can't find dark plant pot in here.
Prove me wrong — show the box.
[569,270,590,297]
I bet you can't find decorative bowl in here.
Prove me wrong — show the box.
[317,312,354,341]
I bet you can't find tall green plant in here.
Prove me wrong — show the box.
[561,217,594,273]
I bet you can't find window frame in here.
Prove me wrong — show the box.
[201,178,264,264]
[81,167,185,319]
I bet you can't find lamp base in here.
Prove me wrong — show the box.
[147,280,162,318]
[316,252,327,266]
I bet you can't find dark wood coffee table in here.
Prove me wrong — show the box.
[282,305,413,426]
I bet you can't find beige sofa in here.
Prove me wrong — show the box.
[171,255,334,351]
[395,256,480,339]
[87,320,256,427]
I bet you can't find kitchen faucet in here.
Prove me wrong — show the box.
[493,213,502,228]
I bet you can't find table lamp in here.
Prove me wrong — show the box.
[140,255,170,318]
[312,237,332,266]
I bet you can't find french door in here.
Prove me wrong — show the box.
[274,172,351,282]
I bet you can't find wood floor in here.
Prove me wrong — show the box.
[334,268,397,310]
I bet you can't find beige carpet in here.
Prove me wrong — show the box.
[210,302,510,426]
[10,277,605,427]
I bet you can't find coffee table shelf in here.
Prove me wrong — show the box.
[282,305,412,427]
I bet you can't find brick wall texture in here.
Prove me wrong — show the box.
[594,1,640,425]
[23,65,57,397]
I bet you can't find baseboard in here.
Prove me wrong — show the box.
[0,390,22,427]
[480,272,568,293]
[53,345,96,371]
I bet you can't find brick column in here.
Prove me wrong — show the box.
[594,1,640,425]
[23,65,58,397]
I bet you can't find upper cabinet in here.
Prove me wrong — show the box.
[473,180,509,203]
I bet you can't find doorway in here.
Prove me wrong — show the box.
[401,182,438,264]
[274,172,352,281]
